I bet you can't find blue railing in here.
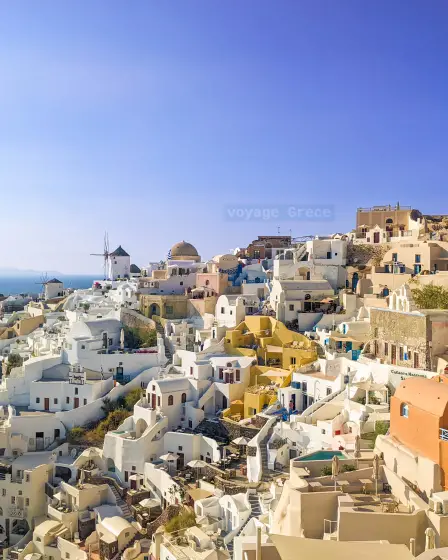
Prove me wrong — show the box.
[440,428,448,441]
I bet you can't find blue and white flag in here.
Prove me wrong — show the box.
[167,249,172,260]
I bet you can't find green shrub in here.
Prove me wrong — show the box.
[125,388,143,410]
[165,510,196,533]
[342,464,356,472]
[68,427,86,443]
[375,421,389,436]
[321,466,332,476]
[6,353,23,375]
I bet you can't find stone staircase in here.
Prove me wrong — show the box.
[260,427,274,482]
[108,483,133,520]
[155,322,173,364]
[227,493,262,557]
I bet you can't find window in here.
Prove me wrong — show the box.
[66,553,70,559]
[221,307,225,314]
[75,388,78,395]
[302,382,307,393]
[25,474,30,482]
[415,254,421,263]
[392,253,398,262]
[157,396,161,406]
[414,352,419,368]
[290,357,296,365]
[181,393,187,403]
[11,497,15,505]
[168,395,174,406]
[401,403,409,418]
[399,346,404,361]
[36,398,40,404]
[374,328,378,337]
[326,387,332,396]
[54,398,58,405]
[81,345,86,350]
[2,490,5,496]
[384,342,389,356]
[125,532,130,538]
[414,264,422,274]
[152,385,155,391]
[289,304,294,311]
[190,367,193,376]
[54,429,60,439]
[25,498,29,506]
[132,466,136,471]
[84,399,87,405]
[66,397,70,404]
[166,306,173,315]
[230,310,233,315]
[327,251,332,259]
[180,282,183,286]
[235,370,240,382]
[219,368,224,380]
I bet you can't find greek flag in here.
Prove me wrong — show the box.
[167,249,172,260]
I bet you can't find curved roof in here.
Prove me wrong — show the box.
[395,377,448,417]
[171,241,199,257]
[130,264,141,273]
[101,516,133,537]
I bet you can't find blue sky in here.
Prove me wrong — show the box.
[1,1,447,273]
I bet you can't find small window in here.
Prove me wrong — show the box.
[415,254,421,263]
[290,357,296,365]
[219,368,224,380]
[125,532,130,538]
[221,307,225,314]
[181,393,187,403]
[384,342,389,356]
[401,403,409,418]
[84,399,87,405]
[25,474,30,482]
[25,498,29,506]
[326,387,332,396]
[132,466,136,471]
[81,345,86,350]
[399,347,404,361]
[75,388,78,395]
[230,310,233,315]
[66,553,70,559]
[178,446,183,451]
[235,370,240,382]
[392,253,398,262]
[54,398,58,405]
[66,397,70,404]
[2,490,5,496]
[11,497,15,505]
[157,396,161,406]
[180,281,183,286]
[289,304,294,311]
[168,395,174,406]
[36,398,40,404]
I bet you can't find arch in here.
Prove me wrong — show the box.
[135,418,148,439]
[149,303,161,318]
[107,458,115,472]
[181,393,187,404]
[205,280,210,286]
[168,395,174,406]
[400,403,409,418]
[285,251,294,260]
[386,218,393,224]
[226,362,233,367]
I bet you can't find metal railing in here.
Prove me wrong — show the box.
[440,428,448,441]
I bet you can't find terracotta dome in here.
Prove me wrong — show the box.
[171,241,199,258]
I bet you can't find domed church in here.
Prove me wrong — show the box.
[169,241,201,262]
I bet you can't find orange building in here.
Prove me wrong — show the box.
[391,376,448,488]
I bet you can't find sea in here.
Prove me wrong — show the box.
[0,275,98,296]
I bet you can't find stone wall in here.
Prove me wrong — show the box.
[146,504,181,538]
[369,309,430,370]
[215,477,247,495]
[219,417,260,441]
[121,309,156,332]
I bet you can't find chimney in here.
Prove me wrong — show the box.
[256,526,262,560]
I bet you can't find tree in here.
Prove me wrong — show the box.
[101,397,116,415]
[67,427,86,443]
[165,509,196,533]
[411,283,448,310]
[6,353,23,375]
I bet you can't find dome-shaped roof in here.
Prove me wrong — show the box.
[171,241,199,257]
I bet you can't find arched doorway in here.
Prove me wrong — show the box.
[135,418,148,439]
[352,272,359,292]
[149,303,161,318]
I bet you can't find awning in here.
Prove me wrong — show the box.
[187,488,214,501]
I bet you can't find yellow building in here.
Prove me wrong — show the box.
[224,316,318,418]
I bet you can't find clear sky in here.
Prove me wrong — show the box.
[1,1,447,274]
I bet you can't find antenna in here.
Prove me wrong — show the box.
[277,226,281,235]
[91,232,110,280]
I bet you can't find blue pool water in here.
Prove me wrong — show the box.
[296,450,346,462]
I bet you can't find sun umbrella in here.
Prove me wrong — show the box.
[120,328,125,350]
[372,454,380,495]
[187,459,207,481]
[331,455,340,491]
[160,453,179,475]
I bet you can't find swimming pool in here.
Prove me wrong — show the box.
[296,450,346,462]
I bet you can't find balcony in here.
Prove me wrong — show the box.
[440,428,448,441]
